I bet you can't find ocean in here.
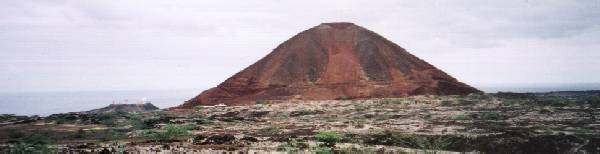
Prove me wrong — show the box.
[0,89,200,116]
[2,83,599,116]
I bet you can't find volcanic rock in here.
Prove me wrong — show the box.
[181,22,480,107]
[82,103,159,114]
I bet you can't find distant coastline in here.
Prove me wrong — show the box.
[1,84,599,116]
[0,89,199,116]
[477,83,600,93]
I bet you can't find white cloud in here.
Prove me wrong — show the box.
[0,0,599,92]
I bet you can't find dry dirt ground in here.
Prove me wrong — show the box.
[192,95,598,137]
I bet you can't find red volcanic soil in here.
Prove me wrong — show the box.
[179,22,480,108]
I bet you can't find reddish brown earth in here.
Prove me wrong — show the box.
[180,22,480,108]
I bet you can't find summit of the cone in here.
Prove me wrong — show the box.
[318,22,356,29]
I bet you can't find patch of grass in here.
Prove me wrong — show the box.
[128,113,147,129]
[481,112,502,120]
[23,133,51,146]
[11,132,54,153]
[91,112,130,127]
[315,131,341,148]
[354,104,368,112]
[313,146,334,154]
[46,113,78,124]
[466,94,483,100]
[381,99,403,105]
[339,147,378,154]
[458,99,477,106]
[413,136,454,152]
[278,114,289,120]
[365,131,454,152]
[501,99,522,107]
[536,97,569,107]
[98,129,128,141]
[256,100,267,104]
[581,95,600,108]
[143,124,194,142]
[79,129,128,141]
[276,138,309,152]
[440,100,454,106]
[6,128,25,139]
[340,133,362,143]
[448,114,467,121]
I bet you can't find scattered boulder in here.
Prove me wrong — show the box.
[249,111,270,117]
[203,134,236,145]
[240,136,259,143]
[289,110,324,117]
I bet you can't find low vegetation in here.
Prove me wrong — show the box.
[315,131,341,148]
[143,124,195,142]
[1,91,600,153]
[448,114,468,121]
[10,132,53,153]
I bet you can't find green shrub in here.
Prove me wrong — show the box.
[315,131,341,148]
[276,139,309,152]
[381,99,402,105]
[97,129,127,141]
[12,132,53,153]
[535,96,569,107]
[0,114,14,122]
[276,142,292,151]
[128,113,147,129]
[501,99,521,107]
[313,146,333,154]
[339,147,377,154]
[457,99,477,106]
[140,118,162,129]
[413,136,453,152]
[354,104,367,112]
[440,100,454,106]
[585,95,600,108]
[92,112,129,127]
[482,112,502,120]
[448,114,467,121]
[6,128,25,139]
[46,113,78,124]
[365,131,453,152]
[144,124,194,142]
[77,129,127,141]
[256,100,267,104]
[23,133,51,146]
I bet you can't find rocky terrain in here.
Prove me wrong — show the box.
[1,91,599,153]
[182,22,479,107]
[82,103,159,114]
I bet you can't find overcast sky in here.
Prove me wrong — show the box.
[1,0,599,93]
